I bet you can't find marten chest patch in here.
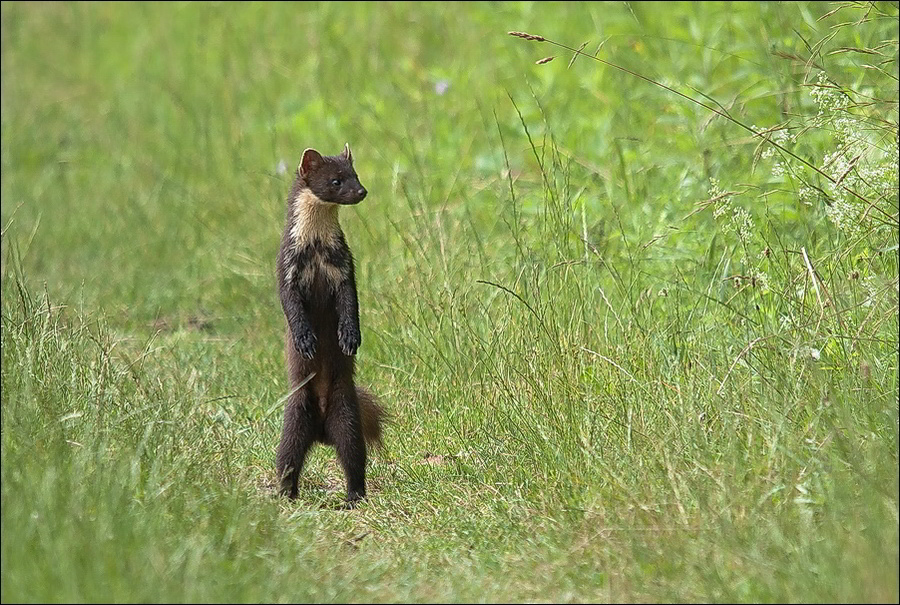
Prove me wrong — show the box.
[284,189,352,290]
[285,242,350,290]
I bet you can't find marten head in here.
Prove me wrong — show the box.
[297,144,367,205]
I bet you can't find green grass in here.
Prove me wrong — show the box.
[2,1,898,602]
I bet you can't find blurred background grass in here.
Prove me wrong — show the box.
[2,1,898,602]
[2,2,843,331]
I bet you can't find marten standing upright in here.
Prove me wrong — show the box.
[275,144,385,505]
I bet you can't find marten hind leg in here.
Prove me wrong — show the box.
[324,379,367,504]
[276,387,318,499]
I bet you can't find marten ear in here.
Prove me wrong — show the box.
[342,143,352,163]
[299,148,324,176]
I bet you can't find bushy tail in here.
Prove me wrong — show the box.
[357,387,387,448]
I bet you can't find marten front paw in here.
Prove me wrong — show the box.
[337,322,361,356]
[293,328,317,359]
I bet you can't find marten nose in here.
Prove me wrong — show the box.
[357,187,367,200]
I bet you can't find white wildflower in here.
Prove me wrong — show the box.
[772,161,785,178]
[750,268,770,291]
[798,186,816,206]
[709,177,733,220]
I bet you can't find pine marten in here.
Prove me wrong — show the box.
[275,144,385,505]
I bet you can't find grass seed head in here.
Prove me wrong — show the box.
[508,31,545,42]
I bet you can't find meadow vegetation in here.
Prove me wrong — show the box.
[2,1,898,602]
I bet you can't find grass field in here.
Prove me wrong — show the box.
[2,1,898,602]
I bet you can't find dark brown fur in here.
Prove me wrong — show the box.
[275,145,385,504]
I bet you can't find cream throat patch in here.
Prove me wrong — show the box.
[289,188,342,249]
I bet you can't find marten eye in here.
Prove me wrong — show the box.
[331,178,341,186]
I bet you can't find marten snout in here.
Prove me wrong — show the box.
[341,183,366,205]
